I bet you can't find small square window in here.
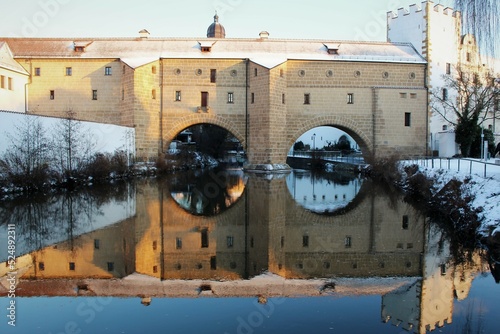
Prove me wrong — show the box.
[50,90,55,100]
[304,93,310,105]
[227,92,234,103]
[347,93,354,104]
[105,66,112,76]
[404,112,411,127]
[107,262,114,271]
[92,90,98,100]
[175,91,181,101]
[34,68,41,76]
[345,236,352,248]
[69,262,75,271]
[66,67,72,76]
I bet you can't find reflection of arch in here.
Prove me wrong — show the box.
[289,115,373,157]
[164,114,246,149]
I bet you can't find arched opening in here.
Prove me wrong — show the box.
[285,126,366,214]
[166,123,247,216]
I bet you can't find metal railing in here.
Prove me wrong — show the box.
[289,151,365,165]
[407,156,500,178]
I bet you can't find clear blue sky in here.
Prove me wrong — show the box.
[0,0,453,40]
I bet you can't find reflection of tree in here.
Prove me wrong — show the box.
[0,181,132,255]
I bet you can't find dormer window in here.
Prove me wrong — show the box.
[73,41,92,52]
[199,41,215,52]
[324,43,340,55]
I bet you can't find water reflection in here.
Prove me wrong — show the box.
[286,170,363,214]
[0,170,497,333]
[168,168,247,216]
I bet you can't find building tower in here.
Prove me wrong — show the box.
[207,13,226,38]
[387,1,462,157]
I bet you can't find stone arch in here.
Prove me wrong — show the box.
[288,115,373,157]
[164,114,246,150]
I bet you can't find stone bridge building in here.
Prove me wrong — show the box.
[1,16,428,167]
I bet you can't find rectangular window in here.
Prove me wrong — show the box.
[400,93,407,98]
[251,92,255,104]
[282,93,285,104]
[201,92,208,107]
[201,229,209,248]
[107,262,114,271]
[347,93,354,104]
[227,236,234,248]
[34,67,41,76]
[152,89,156,100]
[152,241,157,250]
[446,63,451,74]
[302,235,309,247]
[105,66,112,76]
[94,239,100,249]
[210,256,217,270]
[153,265,158,273]
[250,236,254,248]
[404,112,411,127]
[345,236,352,248]
[176,237,182,249]
[410,93,417,99]
[227,92,234,103]
[122,88,124,100]
[50,90,55,100]
[442,88,448,101]
[304,93,310,105]
[0,75,4,88]
[280,236,285,248]
[66,67,72,76]
[466,52,471,62]
[254,68,258,76]
[92,90,98,100]
[210,69,216,83]
[69,262,75,271]
[152,66,157,74]
[8,77,12,90]
[402,215,409,229]
[39,262,45,271]
[175,91,181,101]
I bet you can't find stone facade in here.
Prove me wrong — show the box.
[1,35,428,164]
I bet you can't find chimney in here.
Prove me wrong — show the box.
[259,31,269,39]
[139,29,150,39]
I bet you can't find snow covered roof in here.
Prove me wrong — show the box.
[0,37,426,69]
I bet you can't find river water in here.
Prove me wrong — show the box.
[0,168,499,334]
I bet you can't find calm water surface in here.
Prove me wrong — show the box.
[0,168,499,334]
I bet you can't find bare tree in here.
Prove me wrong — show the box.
[52,110,96,179]
[455,0,500,56]
[431,67,499,156]
[0,116,51,188]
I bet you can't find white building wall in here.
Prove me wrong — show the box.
[388,1,462,156]
[0,67,28,113]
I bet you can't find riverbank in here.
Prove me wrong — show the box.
[399,159,500,239]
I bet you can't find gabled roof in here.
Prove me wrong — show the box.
[0,37,426,69]
[0,42,29,75]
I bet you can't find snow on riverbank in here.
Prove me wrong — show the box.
[401,158,500,237]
